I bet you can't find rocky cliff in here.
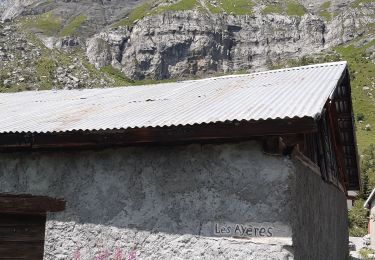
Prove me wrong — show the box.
[0,0,374,86]
[87,7,374,80]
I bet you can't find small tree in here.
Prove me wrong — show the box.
[348,199,368,237]
[359,248,375,260]
[357,113,365,122]
[361,145,375,199]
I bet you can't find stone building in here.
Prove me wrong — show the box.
[0,61,359,259]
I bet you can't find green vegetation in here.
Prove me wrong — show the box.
[21,12,86,36]
[59,15,87,37]
[360,145,375,198]
[111,0,201,28]
[206,2,222,14]
[348,142,375,236]
[204,0,256,15]
[82,59,103,80]
[262,3,283,15]
[112,0,257,28]
[351,0,375,8]
[133,77,177,85]
[0,67,15,92]
[156,0,199,12]
[332,28,375,237]
[286,0,305,16]
[112,1,154,28]
[100,65,134,86]
[27,12,62,36]
[335,38,375,151]
[319,1,332,21]
[348,199,368,236]
[269,53,341,70]
[262,1,305,16]
[321,1,331,9]
[25,31,58,90]
[36,57,56,90]
[219,0,254,15]
[359,248,375,260]
[319,10,332,21]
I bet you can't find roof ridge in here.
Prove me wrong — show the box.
[193,61,348,82]
[0,62,348,96]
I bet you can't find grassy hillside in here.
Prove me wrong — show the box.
[335,36,375,236]
[20,12,87,37]
[111,0,309,28]
[336,39,375,153]
[111,0,258,28]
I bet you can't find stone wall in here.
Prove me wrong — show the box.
[0,140,349,259]
[0,141,295,259]
[292,155,349,260]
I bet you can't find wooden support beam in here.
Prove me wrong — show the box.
[333,97,351,102]
[0,118,317,151]
[327,100,349,193]
[0,194,65,215]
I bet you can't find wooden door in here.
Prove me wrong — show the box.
[0,214,46,259]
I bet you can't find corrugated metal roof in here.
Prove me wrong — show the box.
[0,61,347,133]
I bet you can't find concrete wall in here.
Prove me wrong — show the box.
[0,141,349,259]
[292,156,349,260]
[0,141,294,260]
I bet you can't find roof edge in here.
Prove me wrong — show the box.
[0,118,318,151]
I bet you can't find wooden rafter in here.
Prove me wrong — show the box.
[0,118,317,151]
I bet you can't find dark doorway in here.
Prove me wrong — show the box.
[0,213,46,259]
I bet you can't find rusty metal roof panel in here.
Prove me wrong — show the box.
[0,61,347,133]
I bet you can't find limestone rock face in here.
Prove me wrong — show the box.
[0,0,374,85]
[0,0,40,21]
[86,8,374,80]
[0,0,144,27]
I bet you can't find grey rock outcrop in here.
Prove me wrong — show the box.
[1,0,374,89]
[0,0,146,34]
[0,22,115,90]
[86,7,375,80]
[0,0,40,21]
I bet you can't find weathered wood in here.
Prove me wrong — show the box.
[0,118,317,151]
[0,214,45,241]
[0,224,45,242]
[0,194,65,214]
[0,214,46,260]
[0,241,45,259]
[327,100,349,193]
[262,137,281,155]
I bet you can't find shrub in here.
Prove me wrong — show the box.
[357,113,365,121]
[348,199,368,237]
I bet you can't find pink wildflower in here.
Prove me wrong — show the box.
[127,250,137,260]
[114,248,123,260]
[73,249,80,260]
[96,250,110,260]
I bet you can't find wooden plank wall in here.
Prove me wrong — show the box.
[0,214,46,259]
